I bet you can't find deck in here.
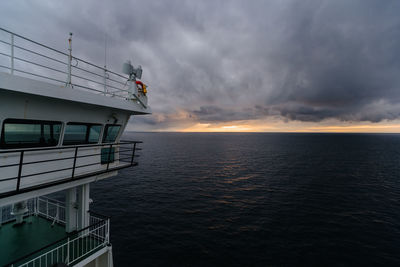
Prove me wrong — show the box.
[0,197,109,267]
[0,216,66,266]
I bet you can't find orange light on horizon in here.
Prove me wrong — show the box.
[181,122,275,132]
[177,120,400,133]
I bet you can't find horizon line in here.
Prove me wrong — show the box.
[125,131,400,134]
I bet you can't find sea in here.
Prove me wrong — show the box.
[90,132,400,266]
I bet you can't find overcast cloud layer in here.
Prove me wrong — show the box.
[1,0,400,130]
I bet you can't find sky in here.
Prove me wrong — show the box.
[1,0,400,132]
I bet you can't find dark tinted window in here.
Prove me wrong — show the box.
[63,123,102,145]
[0,119,62,148]
[102,125,121,143]
[88,125,102,143]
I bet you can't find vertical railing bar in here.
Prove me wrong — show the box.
[46,198,49,219]
[71,147,78,179]
[10,33,14,74]
[67,237,70,264]
[130,143,137,165]
[103,67,107,95]
[16,151,24,191]
[107,218,110,244]
[106,144,113,170]
[67,32,72,87]
[56,203,59,223]
[35,197,38,216]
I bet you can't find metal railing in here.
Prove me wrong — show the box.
[37,196,66,225]
[0,196,65,227]
[0,198,35,225]
[6,213,110,267]
[0,27,145,105]
[0,140,142,198]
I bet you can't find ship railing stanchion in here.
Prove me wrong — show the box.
[72,146,78,178]
[16,151,24,192]
[106,144,113,170]
[66,237,70,264]
[67,32,73,87]
[131,142,137,165]
[34,197,38,216]
[104,67,108,96]
[46,198,49,219]
[106,218,110,245]
[52,202,59,226]
[10,33,14,74]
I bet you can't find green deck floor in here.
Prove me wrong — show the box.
[0,216,67,266]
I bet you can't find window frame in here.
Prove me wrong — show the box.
[102,124,122,143]
[62,122,103,146]
[0,118,62,149]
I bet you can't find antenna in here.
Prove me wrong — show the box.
[122,61,143,80]
[104,31,107,69]
[103,30,108,96]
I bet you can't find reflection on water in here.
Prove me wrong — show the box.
[91,133,400,266]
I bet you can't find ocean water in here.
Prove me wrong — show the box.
[91,132,400,266]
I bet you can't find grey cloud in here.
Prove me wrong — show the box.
[263,0,400,122]
[192,106,255,122]
[2,0,400,129]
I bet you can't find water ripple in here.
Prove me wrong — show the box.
[92,133,400,266]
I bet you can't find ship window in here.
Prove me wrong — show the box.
[0,119,62,148]
[63,123,102,145]
[88,125,102,143]
[102,125,121,143]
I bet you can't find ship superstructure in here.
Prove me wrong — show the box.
[0,28,150,266]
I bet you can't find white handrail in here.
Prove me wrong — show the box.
[0,196,66,226]
[0,27,141,102]
[1,196,109,266]
[17,215,109,267]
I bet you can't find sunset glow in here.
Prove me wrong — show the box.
[176,120,400,133]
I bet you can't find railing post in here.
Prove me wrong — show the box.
[106,144,113,171]
[34,197,38,216]
[71,146,78,179]
[67,32,73,87]
[10,33,14,74]
[103,67,107,96]
[46,198,49,219]
[66,237,70,264]
[16,151,24,192]
[106,218,110,244]
[131,142,137,165]
[56,203,59,223]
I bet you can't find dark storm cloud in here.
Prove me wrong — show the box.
[262,0,400,122]
[192,106,255,122]
[2,0,400,129]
